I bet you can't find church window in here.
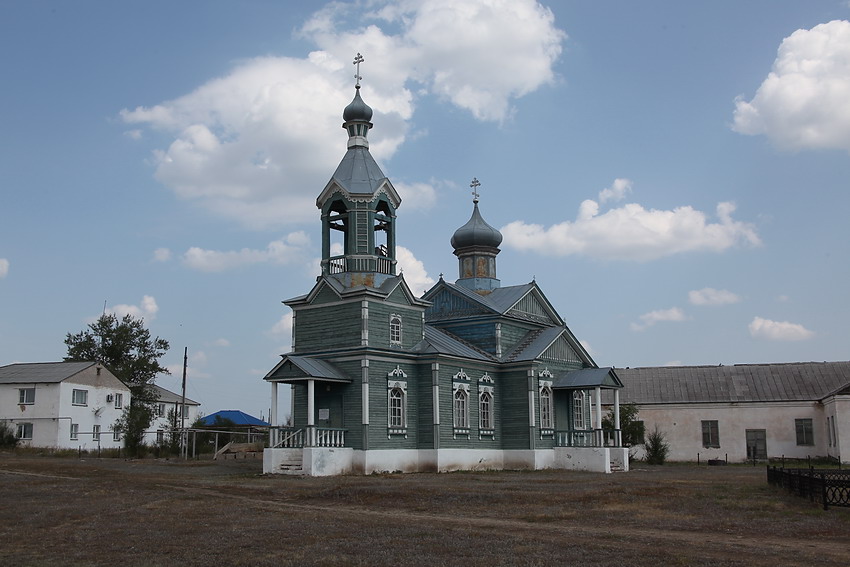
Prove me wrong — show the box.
[795,418,814,446]
[389,387,405,428]
[572,391,586,430]
[389,315,402,345]
[479,391,493,431]
[540,385,553,429]
[453,387,469,429]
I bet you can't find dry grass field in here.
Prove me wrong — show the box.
[1,452,848,566]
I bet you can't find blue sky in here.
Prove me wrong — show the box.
[3,1,850,420]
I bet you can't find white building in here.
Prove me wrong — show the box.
[146,384,201,446]
[0,361,130,450]
[612,362,850,463]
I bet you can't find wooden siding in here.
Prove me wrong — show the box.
[425,288,489,321]
[368,302,423,350]
[295,303,361,351]
[368,360,418,450]
[506,292,556,325]
[498,369,532,450]
[310,285,341,306]
[540,335,583,364]
[500,323,531,355]
[437,364,501,449]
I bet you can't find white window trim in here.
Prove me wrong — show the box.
[70,423,79,440]
[92,424,101,442]
[539,380,554,431]
[453,382,470,433]
[572,390,586,430]
[72,388,88,406]
[16,423,33,440]
[19,387,35,405]
[389,314,403,346]
[114,393,123,409]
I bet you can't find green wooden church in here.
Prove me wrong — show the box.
[263,61,627,475]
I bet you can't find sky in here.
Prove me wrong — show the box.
[2,1,850,421]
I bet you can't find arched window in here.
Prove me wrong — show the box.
[573,391,586,430]
[389,315,402,345]
[454,389,469,429]
[388,387,405,428]
[540,386,553,429]
[479,391,493,430]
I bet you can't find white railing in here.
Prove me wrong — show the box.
[555,429,622,448]
[324,255,395,275]
[270,427,346,448]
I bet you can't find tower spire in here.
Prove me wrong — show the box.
[353,52,364,88]
[451,179,502,293]
[470,177,481,203]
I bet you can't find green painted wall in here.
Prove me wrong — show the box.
[295,303,361,351]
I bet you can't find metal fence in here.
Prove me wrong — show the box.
[766,466,850,510]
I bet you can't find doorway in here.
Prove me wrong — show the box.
[746,429,767,460]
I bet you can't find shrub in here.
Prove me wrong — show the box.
[0,422,18,449]
[644,426,670,465]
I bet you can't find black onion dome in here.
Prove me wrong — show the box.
[343,87,373,122]
[451,202,503,250]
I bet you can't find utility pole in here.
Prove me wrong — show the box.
[181,347,188,458]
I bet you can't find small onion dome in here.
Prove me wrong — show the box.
[451,202,503,250]
[343,86,373,123]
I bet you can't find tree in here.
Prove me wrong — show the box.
[64,313,170,455]
[602,402,644,446]
[644,426,671,465]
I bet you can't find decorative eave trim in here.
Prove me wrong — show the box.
[316,179,401,210]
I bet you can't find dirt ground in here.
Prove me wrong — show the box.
[1,453,848,566]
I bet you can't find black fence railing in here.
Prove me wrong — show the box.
[767,466,850,510]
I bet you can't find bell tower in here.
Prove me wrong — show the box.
[316,53,401,286]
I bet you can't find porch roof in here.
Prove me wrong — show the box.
[552,367,623,390]
[265,355,352,384]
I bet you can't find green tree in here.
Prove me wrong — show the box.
[64,313,170,456]
[602,402,644,446]
[644,425,671,465]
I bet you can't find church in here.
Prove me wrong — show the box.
[263,59,627,475]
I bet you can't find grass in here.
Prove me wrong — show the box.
[0,455,848,566]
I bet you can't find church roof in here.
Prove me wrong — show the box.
[613,361,850,404]
[286,274,430,308]
[424,279,563,326]
[264,355,352,383]
[451,201,503,250]
[552,367,623,389]
[414,326,497,361]
[321,146,394,200]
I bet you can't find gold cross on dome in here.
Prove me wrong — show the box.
[353,53,364,87]
[470,177,481,202]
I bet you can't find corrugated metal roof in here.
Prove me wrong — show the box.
[285,356,352,382]
[414,326,496,361]
[612,362,850,404]
[503,327,562,362]
[153,384,199,406]
[552,367,623,389]
[0,361,96,384]
[199,410,268,427]
[328,147,389,197]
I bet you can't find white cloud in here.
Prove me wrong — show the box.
[579,340,594,357]
[598,178,632,204]
[733,20,850,153]
[211,338,231,347]
[688,287,741,306]
[0,258,8,278]
[396,245,435,295]
[271,311,294,354]
[395,180,437,210]
[124,129,142,140]
[182,232,310,272]
[153,248,172,262]
[630,307,686,332]
[502,181,760,261]
[748,316,814,341]
[106,295,160,322]
[121,0,565,229]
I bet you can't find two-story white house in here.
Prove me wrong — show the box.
[146,384,201,446]
[0,361,130,450]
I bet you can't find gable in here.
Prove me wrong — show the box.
[311,283,342,305]
[505,290,558,325]
[425,287,491,321]
[539,335,583,364]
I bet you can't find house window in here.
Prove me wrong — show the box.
[155,403,165,417]
[72,389,88,406]
[176,404,189,419]
[114,393,123,409]
[795,418,814,446]
[70,423,79,440]
[18,388,35,405]
[157,430,164,444]
[479,391,493,431]
[388,387,405,428]
[112,429,121,442]
[454,388,469,429]
[92,424,101,442]
[572,391,586,430]
[539,384,553,430]
[389,314,402,346]
[701,420,720,448]
[16,423,33,440]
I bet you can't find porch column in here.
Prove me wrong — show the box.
[613,389,621,447]
[594,386,602,447]
[270,381,278,447]
[307,378,315,447]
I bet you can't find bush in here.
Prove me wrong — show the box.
[644,426,670,465]
[0,422,18,449]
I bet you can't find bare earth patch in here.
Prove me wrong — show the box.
[1,453,848,566]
